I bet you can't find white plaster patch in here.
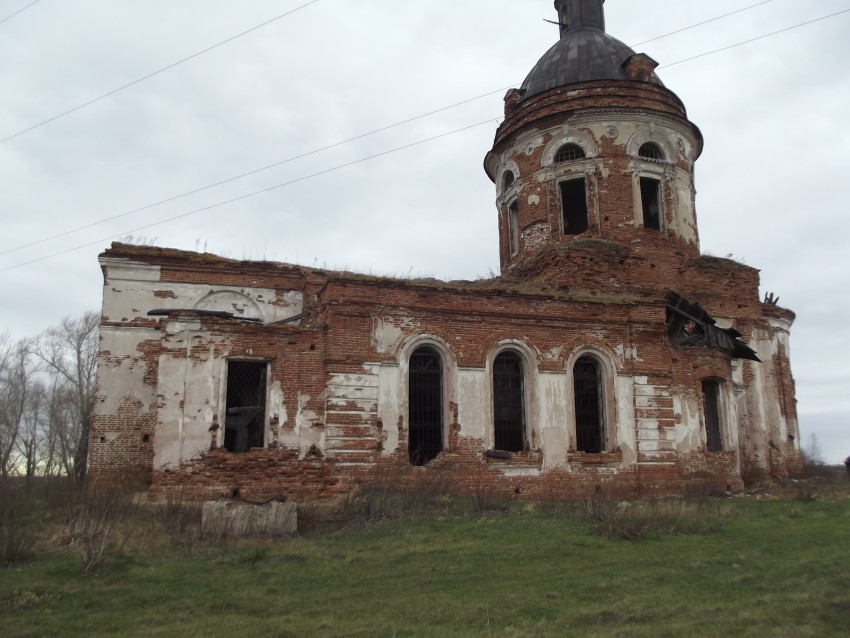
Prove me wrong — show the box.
[614,344,638,362]
[539,346,565,363]
[94,326,158,416]
[457,368,488,440]
[372,316,415,354]
[377,364,402,455]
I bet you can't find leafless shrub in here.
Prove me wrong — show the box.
[741,464,770,490]
[581,487,617,523]
[468,480,511,513]
[0,478,37,567]
[58,487,133,573]
[683,478,727,504]
[159,488,203,536]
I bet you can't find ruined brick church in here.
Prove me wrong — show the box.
[90,0,802,500]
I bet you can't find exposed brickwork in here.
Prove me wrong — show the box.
[89,7,801,502]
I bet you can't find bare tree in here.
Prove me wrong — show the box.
[0,335,36,478]
[31,312,99,483]
[43,378,78,477]
[15,379,47,486]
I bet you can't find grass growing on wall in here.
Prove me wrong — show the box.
[1,488,849,637]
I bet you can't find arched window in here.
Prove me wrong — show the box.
[503,171,515,191]
[408,346,443,465]
[493,352,525,452]
[638,142,664,161]
[574,356,604,453]
[555,143,586,163]
[508,201,520,255]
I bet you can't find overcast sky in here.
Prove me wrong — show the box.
[1,0,848,463]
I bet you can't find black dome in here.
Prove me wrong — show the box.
[521,27,658,99]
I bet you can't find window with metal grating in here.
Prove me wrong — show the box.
[638,142,664,161]
[224,361,267,453]
[493,352,525,453]
[408,347,443,466]
[555,143,586,163]
[574,356,603,453]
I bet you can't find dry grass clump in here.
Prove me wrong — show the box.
[337,466,456,526]
[580,489,733,541]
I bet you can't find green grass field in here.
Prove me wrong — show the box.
[2,490,849,637]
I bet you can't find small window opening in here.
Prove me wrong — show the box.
[224,361,267,453]
[640,177,661,230]
[702,379,723,453]
[574,356,604,453]
[503,171,515,191]
[555,143,586,163]
[560,179,589,235]
[408,347,443,466]
[493,352,525,453]
[639,142,664,161]
[508,201,520,255]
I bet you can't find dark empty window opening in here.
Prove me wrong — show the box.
[640,177,661,230]
[509,201,520,255]
[702,379,723,453]
[493,352,525,453]
[224,361,267,453]
[409,347,443,466]
[639,142,664,161]
[555,143,586,163]
[561,179,589,235]
[503,171,515,191]
[574,356,604,453]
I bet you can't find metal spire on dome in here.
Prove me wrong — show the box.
[554,0,605,37]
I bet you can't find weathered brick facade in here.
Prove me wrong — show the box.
[89,0,802,501]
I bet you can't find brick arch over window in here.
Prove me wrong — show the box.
[542,130,598,167]
[498,160,521,197]
[626,130,675,162]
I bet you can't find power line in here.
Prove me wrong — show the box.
[0,0,321,145]
[0,85,514,257]
[4,4,848,269]
[660,8,850,69]
[0,0,771,148]
[631,0,776,47]
[0,0,41,26]
[0,118,498,273]
[0,2,796,256]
